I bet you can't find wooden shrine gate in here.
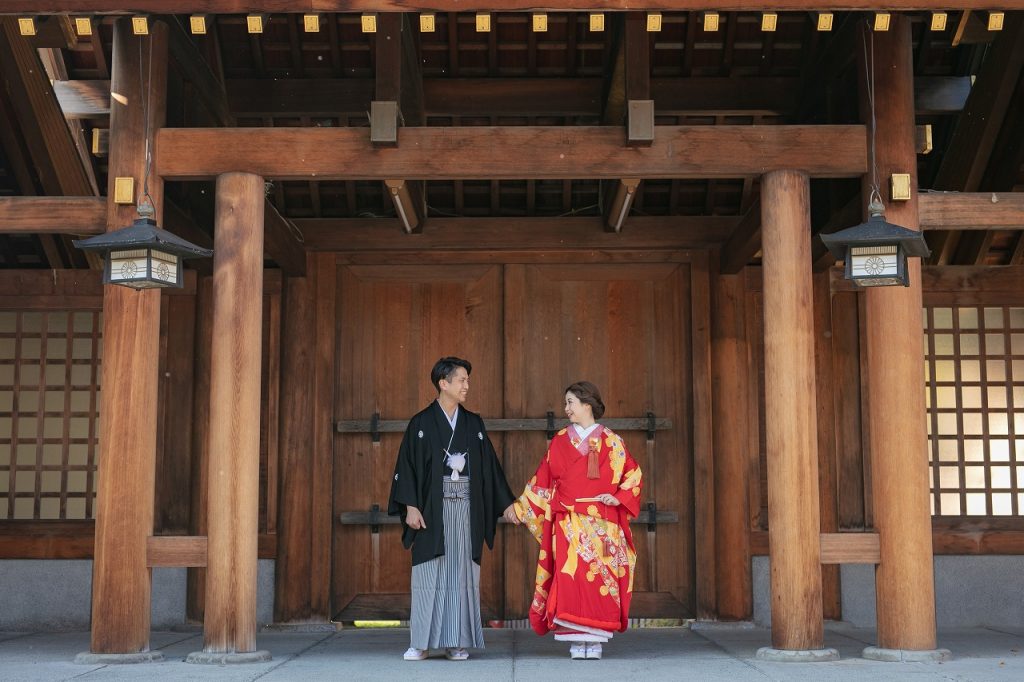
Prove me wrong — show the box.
[332,260,694,621]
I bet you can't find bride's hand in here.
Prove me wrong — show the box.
[597,493,620,506]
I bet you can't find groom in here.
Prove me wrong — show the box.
[388,356,518,661]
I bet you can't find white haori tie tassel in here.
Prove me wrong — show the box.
[446,451,467,481]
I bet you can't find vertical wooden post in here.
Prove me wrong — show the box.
[860,18,947,661]
[711,270,752,620]
[188,173,270,663]
[758,170,836,661]
[82,19,167,662]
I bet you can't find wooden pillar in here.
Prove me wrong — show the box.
[861,17,939,653]
[711,271,752,620]
[88,19,167,656]
[199,172,266,656]
[760,170,829,654]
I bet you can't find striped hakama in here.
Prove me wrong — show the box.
[410,478,485,650]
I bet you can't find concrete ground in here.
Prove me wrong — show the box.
[0,623,1021,681]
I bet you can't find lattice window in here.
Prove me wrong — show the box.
[925,306,1024,516]
[0,311,101,520]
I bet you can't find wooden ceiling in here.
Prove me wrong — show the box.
[0,10,1022,268]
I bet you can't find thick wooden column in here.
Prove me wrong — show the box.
[87,19,167,657]
[194,173,267,659]
[711,271,752,620]
[759,170,832,657]
[861,17,940,655]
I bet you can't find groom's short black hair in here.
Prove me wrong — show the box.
[431,356,472,392]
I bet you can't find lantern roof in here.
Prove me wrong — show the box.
[73,217,213,259]
[820,213,931,261]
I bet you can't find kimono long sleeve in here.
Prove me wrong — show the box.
[480,421,515,550]
[388,422,422,519]
[612,441,643,519]
[514,448,555,545]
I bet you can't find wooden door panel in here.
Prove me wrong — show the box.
[333,264,505,620]
[502,263,693,619]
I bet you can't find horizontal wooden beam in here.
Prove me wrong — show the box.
[919,192,1024,230]
[819,532,880,564]
[0,196,105,234]
[3,2,1013,14]
[60,77,967,119]
[147,535,207,567]
[298,215,737,251]
[157,125,867,181]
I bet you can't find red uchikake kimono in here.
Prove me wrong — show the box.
[514,425,643,641]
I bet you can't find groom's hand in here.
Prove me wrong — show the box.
[503,504,521,525]
[406,506,426,529]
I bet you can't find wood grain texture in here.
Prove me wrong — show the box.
[861,17,938,652]
[919,193,1024,231]
[711,270,752,620]
[155,125,867,181]
[203,172,265,654]
[690,252,716,619]
[88,19,167,656]
[761,169,824,651]
[310,253,335,620]
[187,276,213,623]
[0,197,105,234]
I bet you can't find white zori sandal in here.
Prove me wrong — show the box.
[569,642,587,659]
[403,647,427,661]
[585,643,603,659]
[445,647,470,661]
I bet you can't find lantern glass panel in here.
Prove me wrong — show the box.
[108,249,149,283]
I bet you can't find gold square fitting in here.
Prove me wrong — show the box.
[761,13,778,32]
[361,13,377,33]
[646,12,662,32]
[930,12,948,32]
[113,177,135,205]
[475,13,491,33]
[532,14,548,32]
[303,14,320,33]
[874,12,891,32]
[589,13,605,32]
[17,17,36,36]
[419,13,436,33]
[890,173,912,201]
[988,12,1005,31]
[704,12,720,32]
[817,13,834,32]
[74,17,93,37]
[131,16,148,35]
[189,15,207,35]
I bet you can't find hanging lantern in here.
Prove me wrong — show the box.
[73,215,212,290]
[820,197,930,287]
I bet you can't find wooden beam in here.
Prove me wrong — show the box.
[148,535,207,568]
[4,2,1008,14]
[298,215,737,251]
[819,533,880,564]
[0,196,105,234]
[156,125,867,181]
[919,192,1024,231]
[52,79,109,119]
[719,196,761,274]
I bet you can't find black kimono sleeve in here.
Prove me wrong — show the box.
[388,420,424,549]
[480,421,515,551]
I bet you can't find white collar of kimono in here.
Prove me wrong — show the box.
[573,422,601,439]
[437,400,459,431]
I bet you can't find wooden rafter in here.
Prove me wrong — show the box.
[719,197,762,274]
[928,12,1024,265]
[156,125,868,180]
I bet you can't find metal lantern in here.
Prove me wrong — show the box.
[73,216,213,290]
[820,198,930,287]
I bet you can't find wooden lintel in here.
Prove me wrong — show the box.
[719,196,762,274]
[298,215,737,252]
[3,2,1014,12]
[147,535,207,567]
[383,179,422,233]
[264,198,307,276]
[919,192,1024,231]
[156,125,867,181]
[0,196,105,234]
[605,178,641,232]
[819,532,880,564]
